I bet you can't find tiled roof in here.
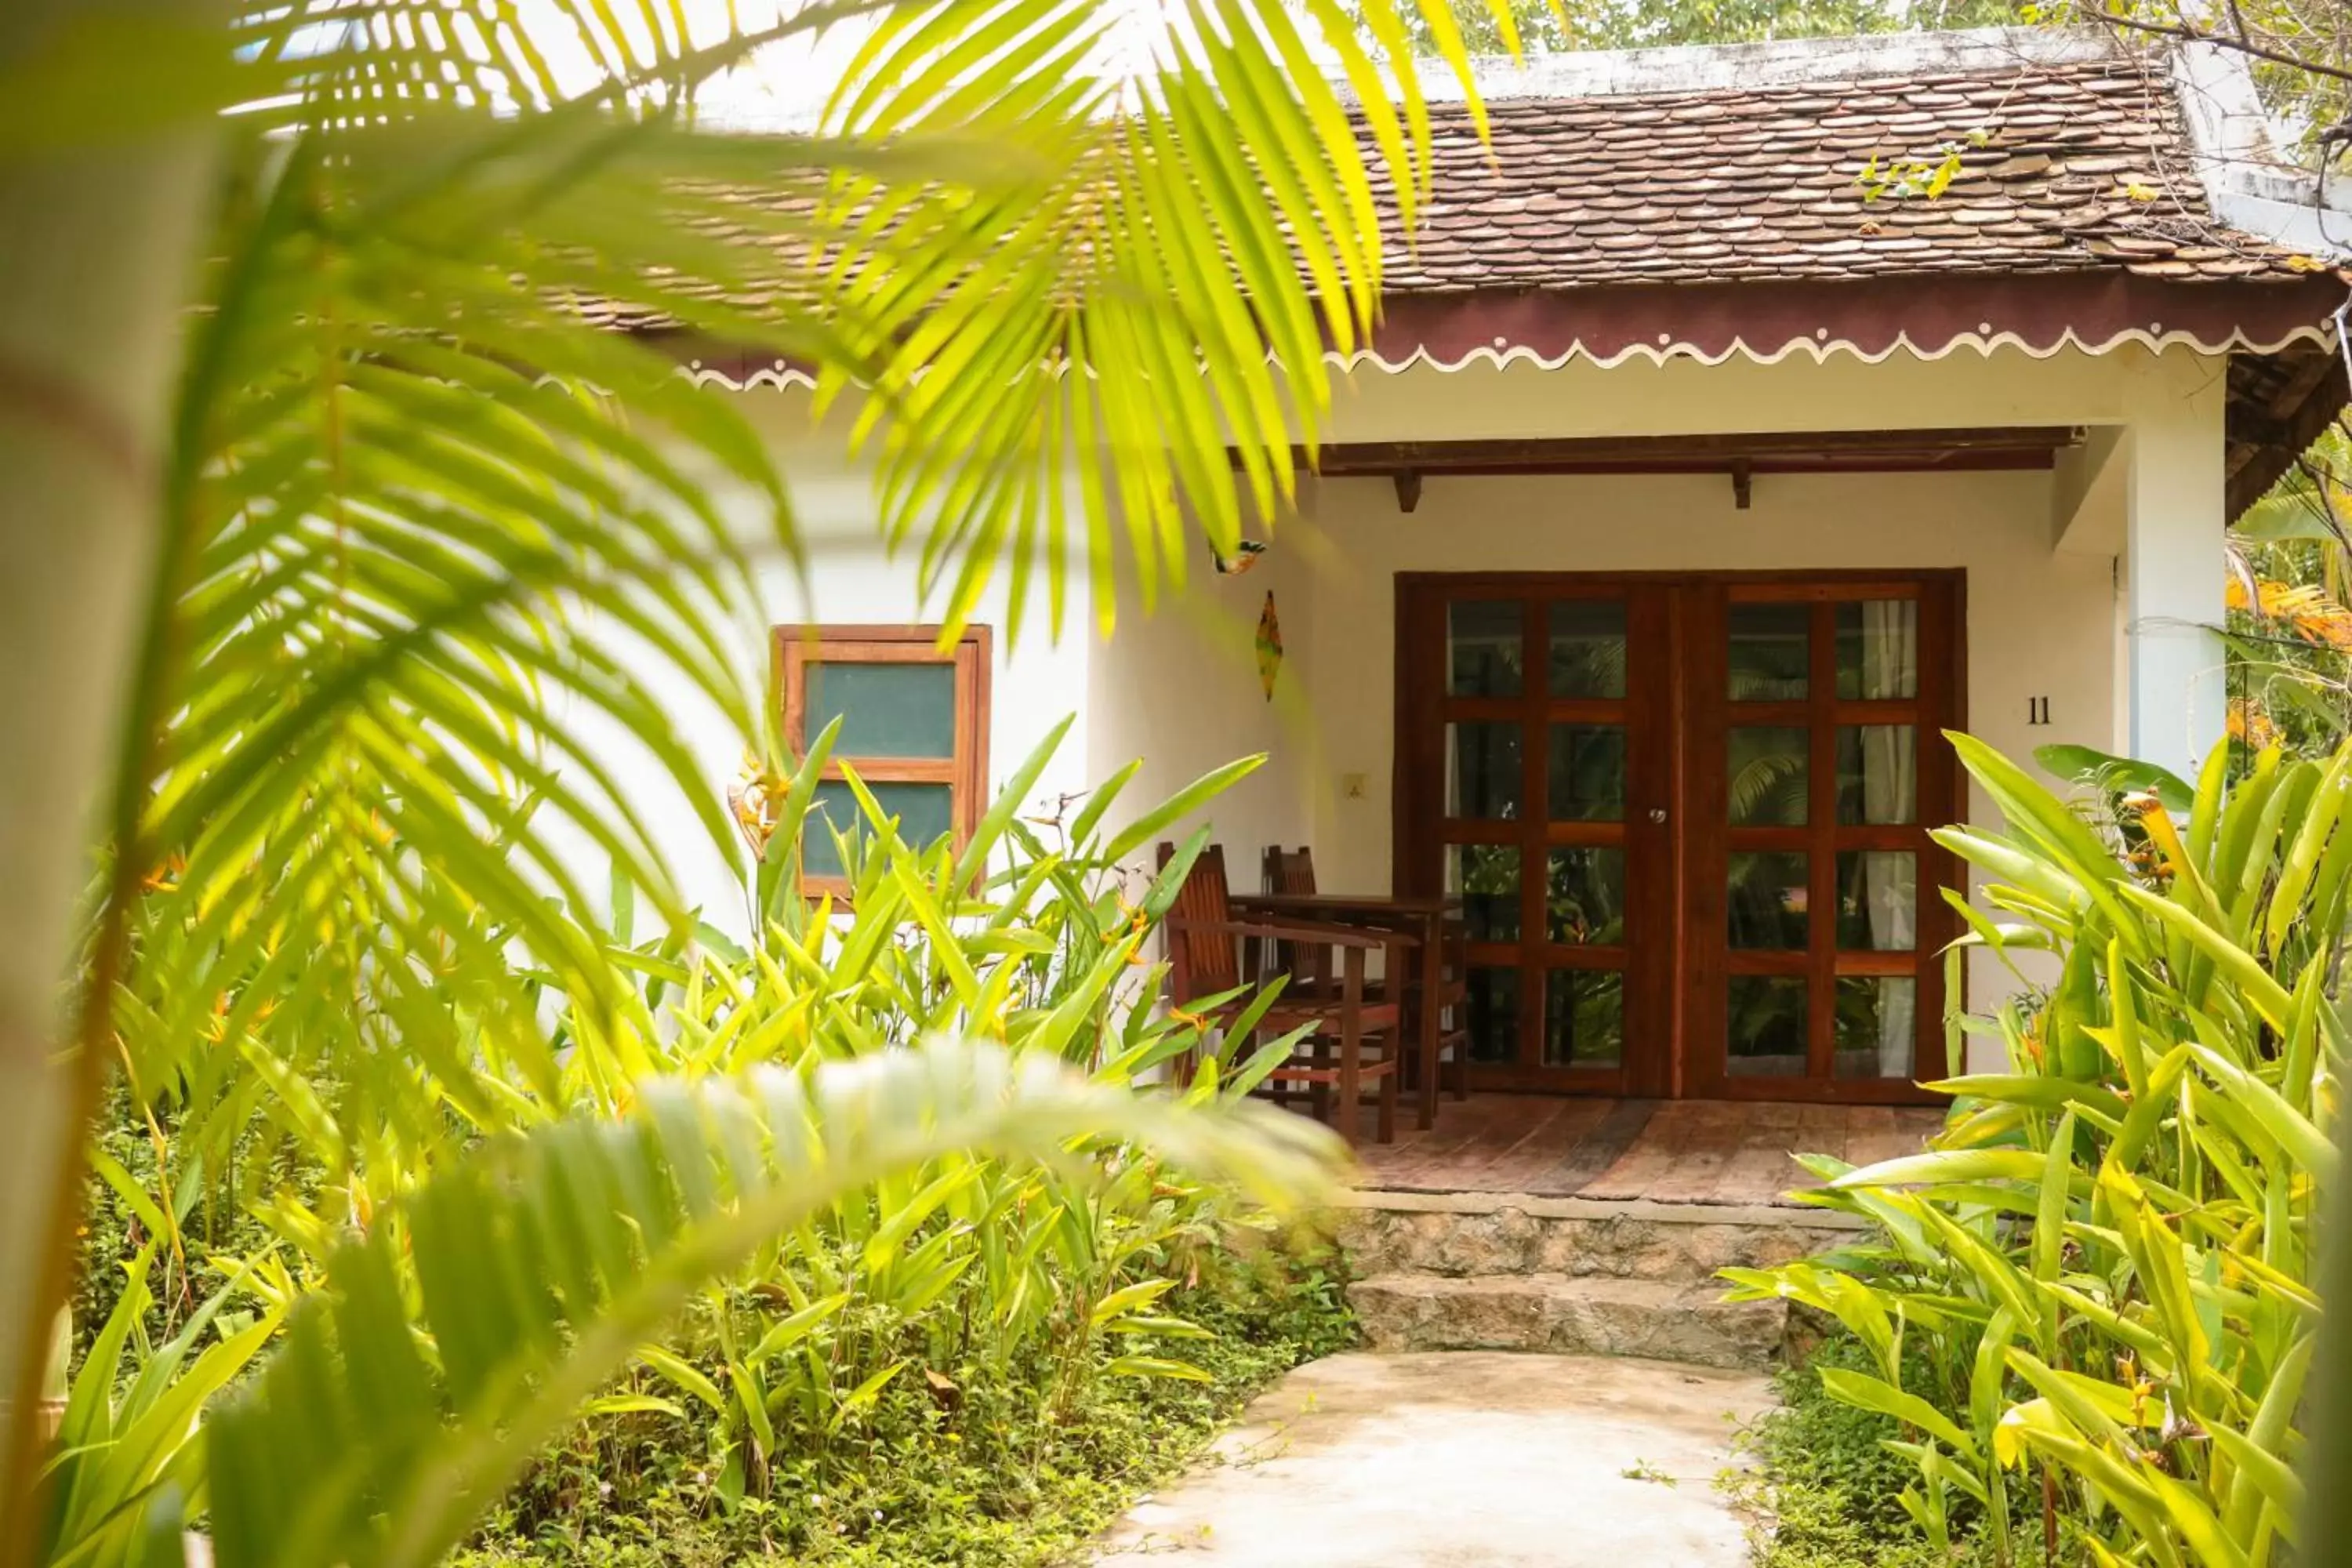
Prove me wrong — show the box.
[1374,52,2325,294]
[665,33,2350,521]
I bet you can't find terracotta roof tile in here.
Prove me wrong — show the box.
[1370,56,2321,294]
[586,43,2340,339]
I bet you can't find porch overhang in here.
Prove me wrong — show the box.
[1289,275,2346,524]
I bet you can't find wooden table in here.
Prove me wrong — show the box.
[1229,891,1461,1131]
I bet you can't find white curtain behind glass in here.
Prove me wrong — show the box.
[1444,726,1462,822]
[1861,602,1917,1076]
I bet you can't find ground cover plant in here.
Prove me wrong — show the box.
[1730,733,2346,1566]
[1729,1334,2006,1568]
[449,1250,1354,1567]
[51,729,1360,1568]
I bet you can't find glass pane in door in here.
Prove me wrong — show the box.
[1836,725,1916,822]
[1548,724,1626,820]
[1835,976,1918,1079]
[1464,968,1521,1063]
[1447,845,1522,943]
[1728,852,1809,949]
[1726,976,1809,1077]
[1835,600,1918,699]
[1729,727,1809,826]
[1543,970,1624,1067]
[1446,722,1523,819]
[1836,851,1915,949]
[1545,849,1624,946]
[1449,601,1523,696]
[1548,601,1627,698]
[1729,604,1810,700]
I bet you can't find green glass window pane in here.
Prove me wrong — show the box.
[1546,848,1624,946]
[1446,845,1521,943]
[1446,721,1523,820]
[1729,851,1809,950]
[1543,969,1623,1067]
[801,779,954,877]
[1465,968,1520,1063]
[1548,601,1627,699]
[807,661,956,759]
[1835,977,1917,1080]
[1729,604,1809,700]
[1727,976,1809,1077]
[1835,851,1916,950]
[1548,724,1625,820]
[1730,726,1809,825]
[1835,600,1918,700]
[1836,725,1916,824]
[1448,601,1523,697]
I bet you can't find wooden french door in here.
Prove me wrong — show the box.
[1393,579,1676,1096]
[1394,572,1962,1103]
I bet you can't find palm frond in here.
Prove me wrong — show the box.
[5,0,1512,1546]
[801,0,1520,636]
[198,1038,1340,1568]
[111,0,1515,1185]
[1730,752,1809,826]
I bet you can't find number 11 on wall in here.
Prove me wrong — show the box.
[2027,696,2051,726]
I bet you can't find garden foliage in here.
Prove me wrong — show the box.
[1730,734,2346,1566]
[57,731,1348,1568]
[5,0,1509,1548]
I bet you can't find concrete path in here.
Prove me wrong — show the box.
[1092,1352,1773,1567]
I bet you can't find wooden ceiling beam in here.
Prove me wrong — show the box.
[1256,426,2083,480]
[2263,348,2339,419]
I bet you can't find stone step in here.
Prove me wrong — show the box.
[1348,1273,1789,1370]
[1335,1195,1857,1287]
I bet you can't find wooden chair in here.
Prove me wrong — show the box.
[1264,844,1317,895]
[1159,843,1406,1147]
[1430,914,1473,1103]
[1261,844,1471,1107]
[1261,844,1327,992]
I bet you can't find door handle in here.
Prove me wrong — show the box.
[1648,808,1668,825]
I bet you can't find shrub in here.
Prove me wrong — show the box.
[71,726,1341,1567]
[1728,735,2344,1566]
[452,1248,1352,1567]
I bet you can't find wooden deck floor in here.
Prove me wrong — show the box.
[1345,1095,1945,1208]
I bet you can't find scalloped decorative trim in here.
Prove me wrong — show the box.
[681,320,2335,392]
[1336,321,2336,372]
[684,359,819,391]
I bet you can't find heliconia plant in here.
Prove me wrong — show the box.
[1726,733,2346,1568]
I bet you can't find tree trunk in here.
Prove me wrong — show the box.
[0,2,225,1552]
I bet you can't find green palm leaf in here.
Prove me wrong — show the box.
[5,0,1515,1544]
[198,1038,1341,1568]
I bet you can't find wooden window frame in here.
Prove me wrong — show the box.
[775,624,992,895]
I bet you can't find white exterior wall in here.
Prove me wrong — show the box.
[1083,529,1321,887]
[618,343,2230,1069]
[2121,364,2232,779]
[597,396,1101,935]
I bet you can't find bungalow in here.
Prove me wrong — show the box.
[638,26,2350,1105]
